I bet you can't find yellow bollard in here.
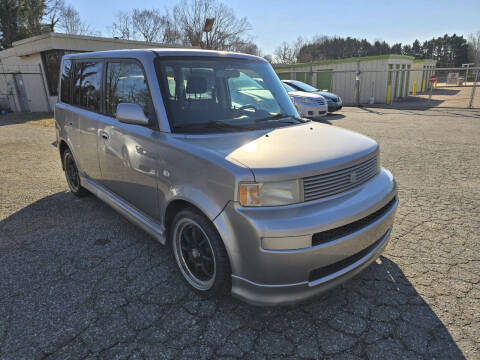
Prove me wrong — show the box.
[422,80,426,92]
[386,85,392,104]
[412,82,417,96]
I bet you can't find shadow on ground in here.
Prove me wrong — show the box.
[0,191,466,359]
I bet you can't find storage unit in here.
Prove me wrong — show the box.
[408,59,437,94]
[274,55,417,105]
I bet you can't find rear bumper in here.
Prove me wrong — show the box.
[213,168,397,306]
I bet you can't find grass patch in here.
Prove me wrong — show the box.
[0,112,55,127]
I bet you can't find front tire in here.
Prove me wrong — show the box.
[63,149,88,197]
[170,207,231,296]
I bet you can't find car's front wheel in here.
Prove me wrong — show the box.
[171,207,231,296]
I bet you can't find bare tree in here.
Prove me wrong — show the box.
[173,0,251,50]
[57,4,95,35]
[263,54,273,63]
[131,9,164,43]
[111,11,134,40]
[44,0,65,31]
[231,40,260,56]
[468,31,480,66]
[161,9,181,45]
[274,41,295,64]
[273,37,305,64]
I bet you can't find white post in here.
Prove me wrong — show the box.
[469,70,478,109]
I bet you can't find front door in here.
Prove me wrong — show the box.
[71,60,104,180]
[97,60,159,219]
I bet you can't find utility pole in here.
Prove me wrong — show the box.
[356,59,361,107]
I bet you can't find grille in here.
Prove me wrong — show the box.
[303,155,377,202]
[308,230,388,283]
[312,197,397,246]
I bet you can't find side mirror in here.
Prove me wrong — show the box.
[116,103,149,126]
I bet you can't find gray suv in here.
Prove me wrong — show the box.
[55,49,397,306]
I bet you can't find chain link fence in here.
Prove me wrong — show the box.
[281,67,480,109]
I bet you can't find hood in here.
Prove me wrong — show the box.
[314,91,338,100]
[179,122,378,182]
[288,90,325,100]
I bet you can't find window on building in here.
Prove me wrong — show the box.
[72,61,103,112]
[105,61,152,117]
[60,60,72,103]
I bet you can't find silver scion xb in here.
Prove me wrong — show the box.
[55,49,398,306]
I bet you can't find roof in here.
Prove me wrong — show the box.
[413,58,437,63]
[274,54,415,70]
[64,48,267,62]
[1,32,178,58]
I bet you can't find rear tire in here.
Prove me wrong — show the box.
[170,207,231,296]
[63,149,89,197]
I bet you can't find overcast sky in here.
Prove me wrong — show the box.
[76,0,480,55]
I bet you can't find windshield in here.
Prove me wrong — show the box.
[156,56,300,133]
[282,82,297,92]
[290,81,319,92]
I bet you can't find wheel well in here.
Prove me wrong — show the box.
[164,200,204,239]
[59,140,69,169]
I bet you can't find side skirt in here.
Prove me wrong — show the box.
[81,176,166,244]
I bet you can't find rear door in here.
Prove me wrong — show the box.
[96,59,159,219]
[70,60,104,181]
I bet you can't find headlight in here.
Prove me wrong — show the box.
[295,97,316,105]
[239,180,302,206]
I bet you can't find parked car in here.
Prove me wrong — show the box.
[282,80,343,112]
[282,82,328,120]
[56,49,397,306]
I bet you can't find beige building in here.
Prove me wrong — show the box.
[0,32,174,112]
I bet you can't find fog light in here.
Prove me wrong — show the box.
[262,235,312,250]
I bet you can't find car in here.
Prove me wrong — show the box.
[282,82,328,120]
[282,80,343,112]
[55,49,397,306]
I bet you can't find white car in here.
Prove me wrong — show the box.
[282,80,343,112]
[282,82,328,120]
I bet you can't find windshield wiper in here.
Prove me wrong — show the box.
[255,113,307,124]
[174,121,254,132]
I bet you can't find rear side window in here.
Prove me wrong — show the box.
[60,60,72,103]
[105,62,152,117]
[72,61,103,112]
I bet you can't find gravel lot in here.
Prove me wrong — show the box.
[0,108,479,359]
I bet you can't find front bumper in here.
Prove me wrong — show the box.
[297,102,328,119]
[328,100,343,112]
[214,168,397,306]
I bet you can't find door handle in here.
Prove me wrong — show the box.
[99,131,109,140]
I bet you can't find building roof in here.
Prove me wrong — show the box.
[1,32,177,58]
[274,54,415,70]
